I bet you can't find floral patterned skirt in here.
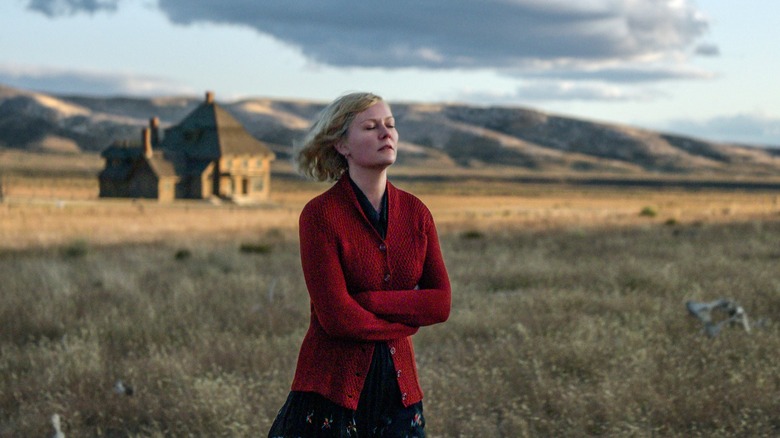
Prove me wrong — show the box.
[268,342,425,437]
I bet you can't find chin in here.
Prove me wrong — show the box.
[377,155,397,167]
[372,159,395,170]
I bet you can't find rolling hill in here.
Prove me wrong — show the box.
[1,84,778,178]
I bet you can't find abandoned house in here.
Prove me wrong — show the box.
[99,91,275,203]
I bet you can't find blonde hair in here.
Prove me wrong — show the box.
[294,92,385,182]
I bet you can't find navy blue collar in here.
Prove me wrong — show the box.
[348,176,388,239]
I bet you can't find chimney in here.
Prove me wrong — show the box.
[205,91,215,104]
[142,127,153,158]
[149,117,160,146]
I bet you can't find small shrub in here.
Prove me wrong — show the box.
[664,218,678,226]
[61,239,89,258]
[639,206,657,217]
[174,249,192,260]
[239,242,273,254]
[460,230,484,240]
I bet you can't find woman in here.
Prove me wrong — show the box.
[268,92,451,437]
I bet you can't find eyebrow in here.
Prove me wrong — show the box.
[359,116,395,123]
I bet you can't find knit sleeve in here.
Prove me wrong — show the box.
[353,212,451,327]
[299,202,419,341]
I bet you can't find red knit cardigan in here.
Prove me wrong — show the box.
[291,174,451,410]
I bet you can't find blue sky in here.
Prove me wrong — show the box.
[1,0,778,147]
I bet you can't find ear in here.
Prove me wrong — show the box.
[335,140,350,158]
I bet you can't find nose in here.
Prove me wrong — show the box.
[378,124,392,139]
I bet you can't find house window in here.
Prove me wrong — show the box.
[252,177,265,193]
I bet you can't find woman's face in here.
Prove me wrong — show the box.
[336,101,398,171]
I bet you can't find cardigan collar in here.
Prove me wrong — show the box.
[337,173,399,240]
[348,176,388,239]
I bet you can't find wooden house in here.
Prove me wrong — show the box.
[99,91,275,203]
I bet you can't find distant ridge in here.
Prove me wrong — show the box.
[1,84,779,177]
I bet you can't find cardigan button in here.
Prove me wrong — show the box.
[379,243,387,251]
[383,274,391,282]
[402,393,407,401]
[390,347,396,355]
[396,369,402,377]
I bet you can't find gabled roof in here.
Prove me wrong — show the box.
[183,159,213,177]
[159,95,275,160]
[99,164,132,180]
[146,154,178,178]
[101,142,143,159]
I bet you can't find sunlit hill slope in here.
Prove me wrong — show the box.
[1,84,779,178]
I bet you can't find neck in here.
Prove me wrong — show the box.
[348,167,387,211]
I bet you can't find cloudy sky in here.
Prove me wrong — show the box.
[1,0,778,146]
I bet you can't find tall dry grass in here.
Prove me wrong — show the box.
[1,218,779,437]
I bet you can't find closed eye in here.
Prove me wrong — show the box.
[362,119,395,130]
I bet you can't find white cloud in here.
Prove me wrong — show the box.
[694,43,720,57]
[26,0,120,17]
[460,81,656,104]
[513,65,715,83]
[0,64,193,96]
[663,114,780,147]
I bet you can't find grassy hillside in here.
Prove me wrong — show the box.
[2,84,779,177]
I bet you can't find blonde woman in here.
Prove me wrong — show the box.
[268,92,451,437]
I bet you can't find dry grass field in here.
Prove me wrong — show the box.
[2,151,780,436]
[2,163,779,250]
